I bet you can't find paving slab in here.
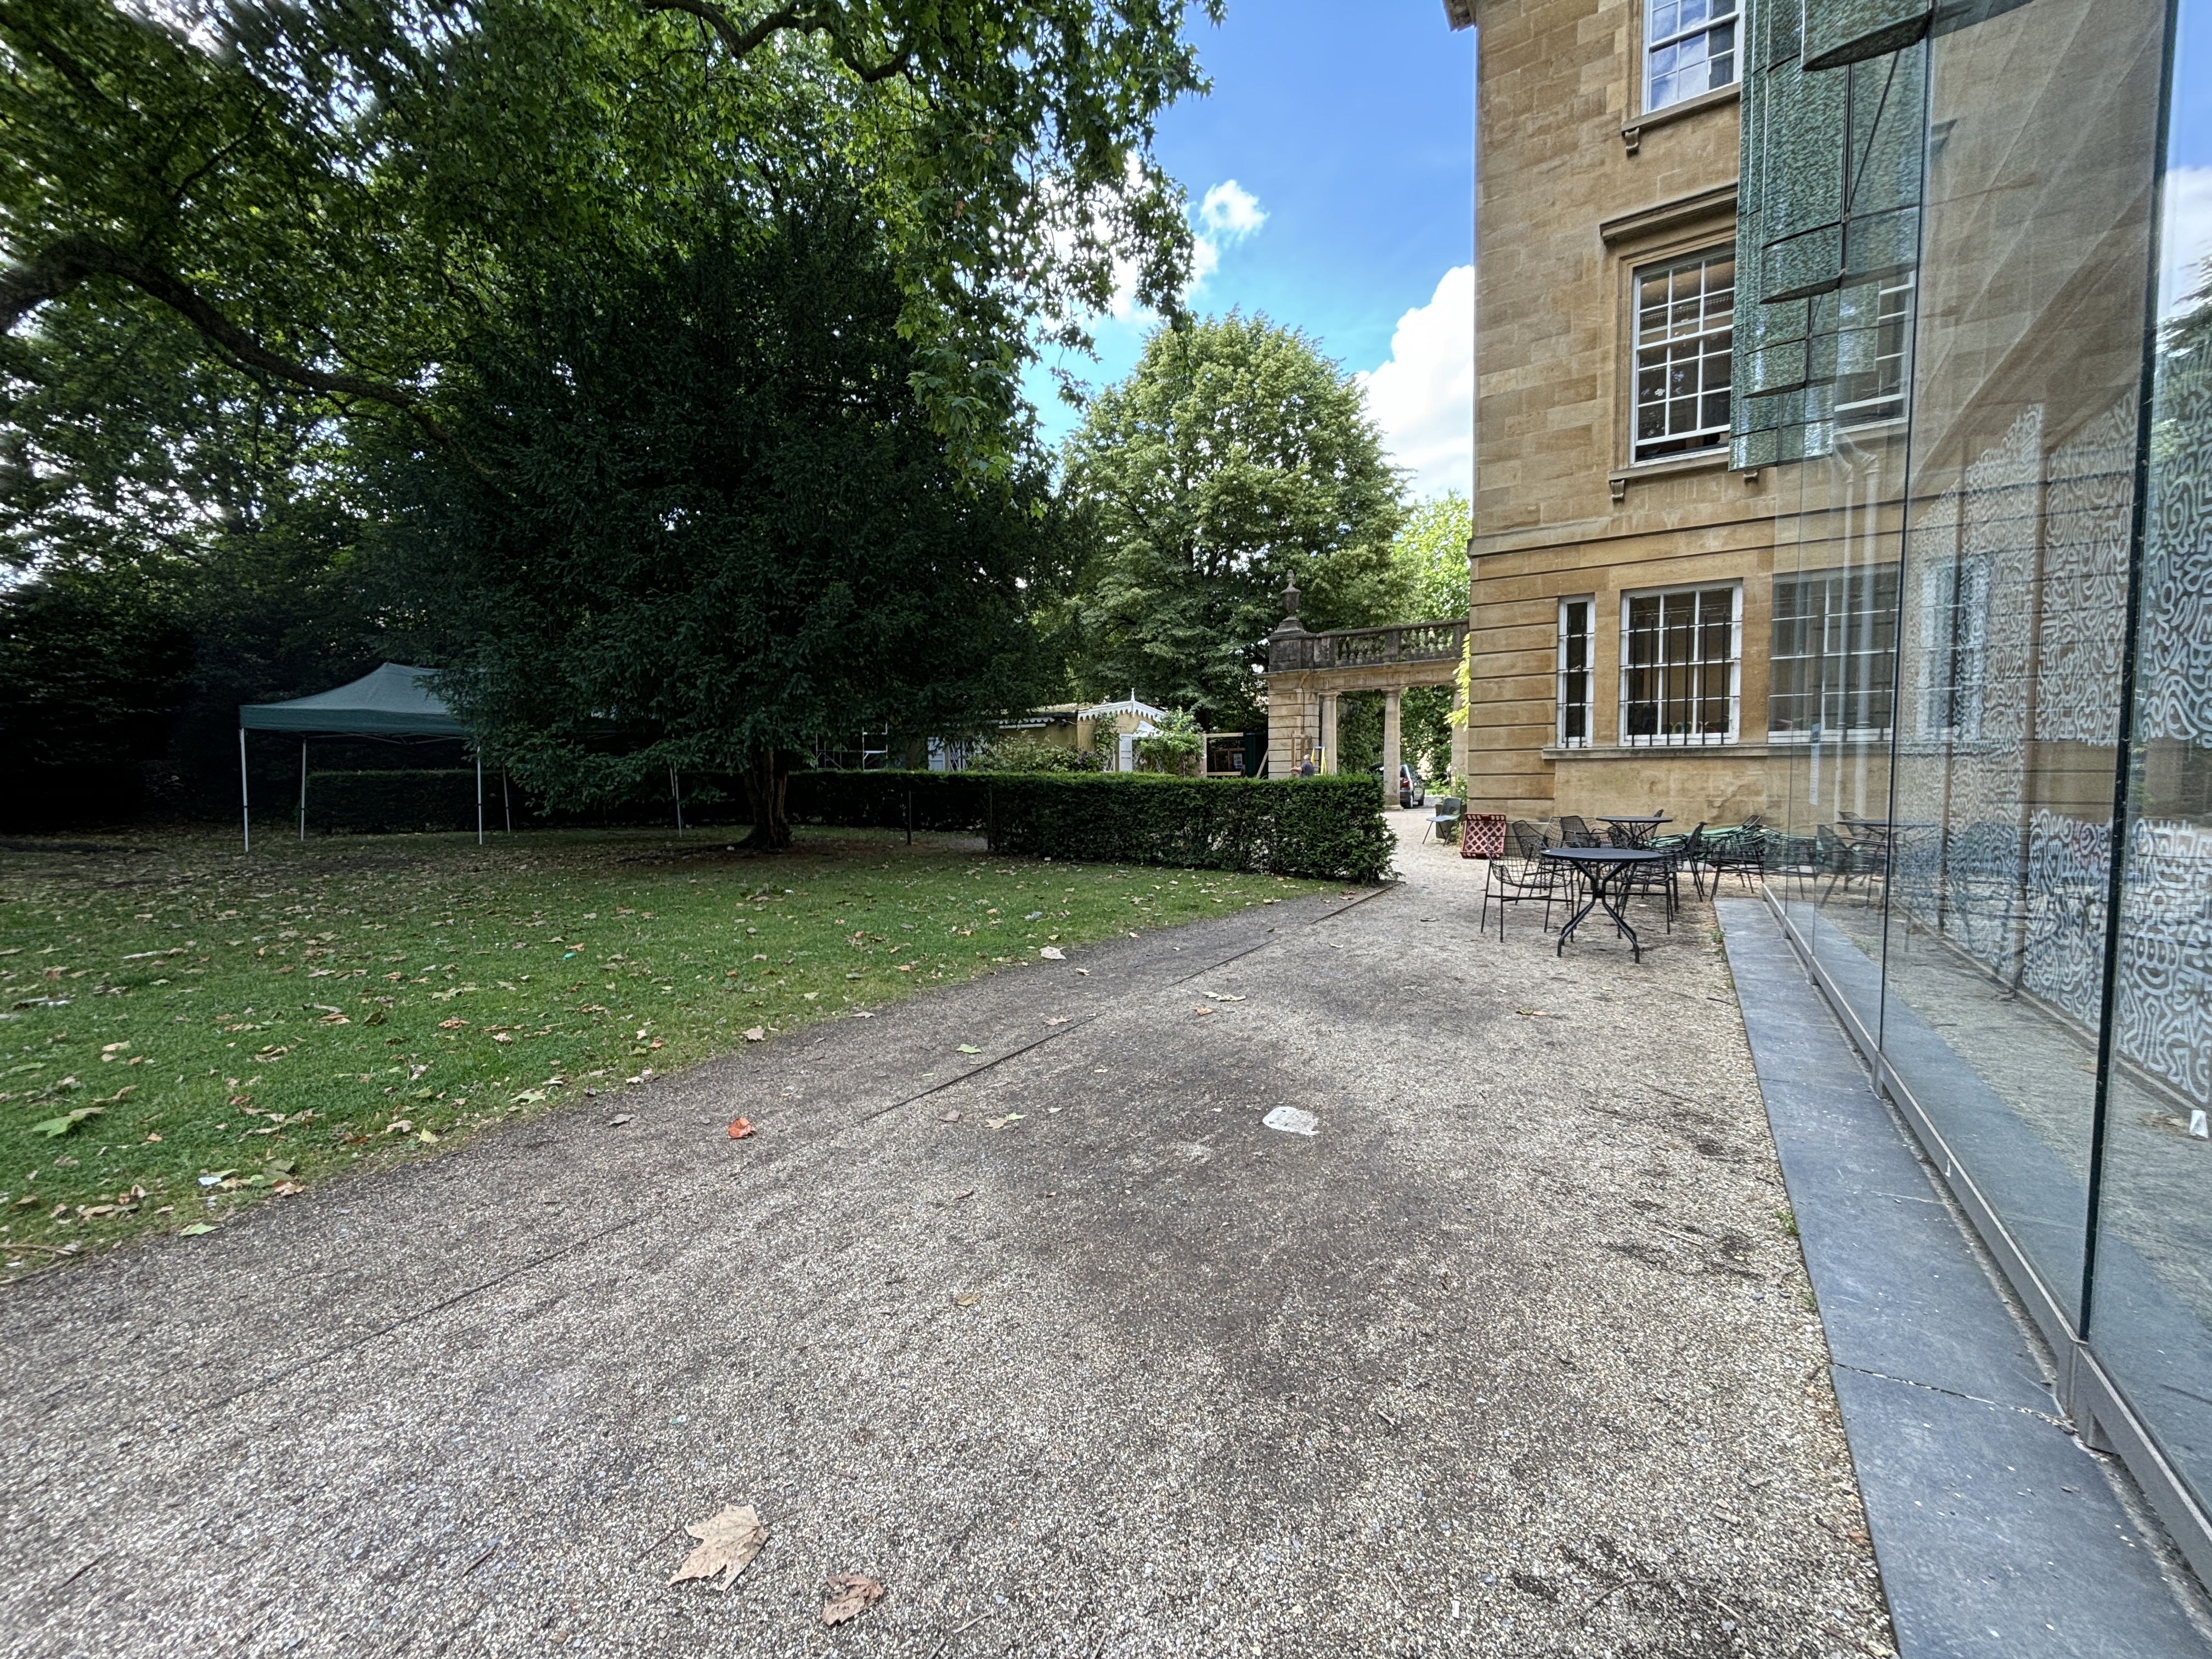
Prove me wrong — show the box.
[1718,898,2211,1658]
[0,826,1889,1657]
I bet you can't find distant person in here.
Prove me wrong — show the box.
[1297,759,1317,777]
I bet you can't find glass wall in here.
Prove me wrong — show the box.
[1740,0,2212,1562]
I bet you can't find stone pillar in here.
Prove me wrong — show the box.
[1381,689,1402,808]
[1319,692,1339,774]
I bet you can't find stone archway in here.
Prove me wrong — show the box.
[1263,581,1468,801]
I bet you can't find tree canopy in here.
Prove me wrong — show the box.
[1391,491,1471,620]
[394,182,1071,845]
[1058,312,1404,727]
[1,0,1220,471]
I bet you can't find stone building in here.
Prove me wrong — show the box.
[1451,0,1787,828]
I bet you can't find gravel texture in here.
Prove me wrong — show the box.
[0,820,1891,1657]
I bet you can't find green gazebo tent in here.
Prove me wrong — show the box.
[238,663,491,848]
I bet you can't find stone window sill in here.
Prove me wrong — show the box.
[1622,83,1740,155]
[1609,449,1732,498]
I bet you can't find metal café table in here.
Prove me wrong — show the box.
[1539,846,1667,962]
[1597,813,1672,846]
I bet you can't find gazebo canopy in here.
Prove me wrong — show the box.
[239,663,467,738]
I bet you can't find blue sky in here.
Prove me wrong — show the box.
[1025,1,1476,498]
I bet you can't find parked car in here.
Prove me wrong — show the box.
[1369,763,1427,808]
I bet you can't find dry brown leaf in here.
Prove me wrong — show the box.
[726,1117,755,1139]
[668,1504,768,1588]
[820,1573,885,1626]
[742,1026,766,1042]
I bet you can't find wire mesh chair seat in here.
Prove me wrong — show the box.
[1703,827,1768,892]
[1481,819,1568,939]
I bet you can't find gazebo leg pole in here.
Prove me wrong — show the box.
[503,771,512,834]
[298,741,307,842]
[671,764,684,834]
[476,754,484,846]
[239,728,250,853]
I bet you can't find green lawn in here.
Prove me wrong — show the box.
[2,825,1327,1276]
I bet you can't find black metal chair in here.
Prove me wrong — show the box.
[1555,814,1604,848]
[1702,827,1768,892]
[1817,822,1887,904]
[1635,820,1707,912]
[1481,820,1568,939]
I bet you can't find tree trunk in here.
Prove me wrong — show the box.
[739,748,792,850]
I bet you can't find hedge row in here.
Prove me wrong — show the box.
[786,770,1392,883]
[303,769,485,833]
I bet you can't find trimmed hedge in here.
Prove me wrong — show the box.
[786,770,1392,882]
[305,769,483,834]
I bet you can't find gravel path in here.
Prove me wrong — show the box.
[0,820,1890,1657]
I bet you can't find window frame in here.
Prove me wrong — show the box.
[1557,596,1596,748]
[1618,582,1742,747]
[1630,245,1736,466]
[1768,563,1903,743]
[1642,0,1740,116]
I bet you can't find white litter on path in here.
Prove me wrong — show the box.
[1262,1107,1319,1136]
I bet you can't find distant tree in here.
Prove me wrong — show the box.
[1059,314,1405,728]
[1391,492,1472,619]
[1132,707,1203,774]
[396,183,1071,849]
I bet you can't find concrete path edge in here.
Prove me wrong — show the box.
[1717,896,2210,1658]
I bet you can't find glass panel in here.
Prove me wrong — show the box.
[2086,0,2212,1516]
[1874,0,2164,1343]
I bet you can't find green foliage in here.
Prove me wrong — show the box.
[304,770,482,834]
[1058,313,1406,727]
[1,0,1217,467]
[787,770,1394,882]
[1132,707,1202,773]
[1391,492,1472,620]
[964,736,1101,774]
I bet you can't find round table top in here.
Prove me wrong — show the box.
[1598,814,1670,825]
[1541,845,1665,862]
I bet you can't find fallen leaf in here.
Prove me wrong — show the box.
[727,1118,755,1139]
[438,1018,468,1030]
[1514,1008,1548,1018]
[956,1043,981,1054]
[606,1114,635,1127]
[1192,1006,1215,1016]
[1204,992,1246,1002]
[742,1026,766,1042]
[941,1109,961,1122]
[951,1290,981,1308]
[178,1222,218,1236]
[30,1106,103,1137]
[1039,946,1065,960]
[669,1504,769,1588]
[821,1573,885,1626]
[1074,968,1090,977]
[318,1012,350,1025]
[1044,1017,1069,1025]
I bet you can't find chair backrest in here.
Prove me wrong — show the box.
[1557,814,1601,847]
[1605,822,1636,848]
[1739,812,1764,831]
[1434,797,1461,816]
[1508,819,1548,860]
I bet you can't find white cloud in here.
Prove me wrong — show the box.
[1356,264,1474,500]
[2160,166,2212,321]
[1199,179,1267,243]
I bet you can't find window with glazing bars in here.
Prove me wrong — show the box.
[1645,0,1737,113]
[1621,585,1739,743]
[1558,597,1594,747]
[1834,274,1915,427]
[1769,566,1900,740]
[1633,249,1734,463]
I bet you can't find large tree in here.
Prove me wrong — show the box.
[1057,312,1406,727]
[0,0,1219,471]
[393,182,1070,848]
